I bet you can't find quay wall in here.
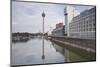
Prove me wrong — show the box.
[50,36,96,53]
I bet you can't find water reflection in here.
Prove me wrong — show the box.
[12,38,30,43]
[52,41,95,62]
[12,36,42,43]
[53,43,70,62]
[11,37,95,66]
[41,36,45,64]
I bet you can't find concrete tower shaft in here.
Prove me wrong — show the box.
[64,7,68,36]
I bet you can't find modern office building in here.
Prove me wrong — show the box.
[52,23,65,36]
[69,7,96,39]
[64,5,79,36]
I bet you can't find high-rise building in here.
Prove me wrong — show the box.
[64,7,68,35]
[64,6,79,36]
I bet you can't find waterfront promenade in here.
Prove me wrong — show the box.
[49,36,96,53]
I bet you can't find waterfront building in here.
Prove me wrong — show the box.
[69,7,96,39]
[64,6,79,36]
[56,23,63,28]
[52,23,65,36]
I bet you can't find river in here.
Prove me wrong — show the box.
[11,37,95,66]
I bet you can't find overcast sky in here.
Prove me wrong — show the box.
[12,0,94,33]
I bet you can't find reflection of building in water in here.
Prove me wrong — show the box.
[53,43,70,62]
[69,7,96,39]
[53,43,64,54]
[52,42,91,62]
[52,23,65,36]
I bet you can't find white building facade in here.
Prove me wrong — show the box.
[69,7,96,39]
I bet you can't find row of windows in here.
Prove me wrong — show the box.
[72,14,95,24]
[69,13,96,32]
[71,18,95,25]
[70,27,96,32]
[70,23,95,29]
[70,23,95,30]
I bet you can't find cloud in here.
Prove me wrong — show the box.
[12,1,65,33]
[12,1,94,33]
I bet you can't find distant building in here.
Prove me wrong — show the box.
[64,6,79,36]
[69,7,96,39]
[52,23,65,36]
[56,23,63,28]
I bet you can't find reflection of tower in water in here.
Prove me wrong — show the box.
[42,37,45,63]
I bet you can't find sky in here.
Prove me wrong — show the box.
[12,0,94,33]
